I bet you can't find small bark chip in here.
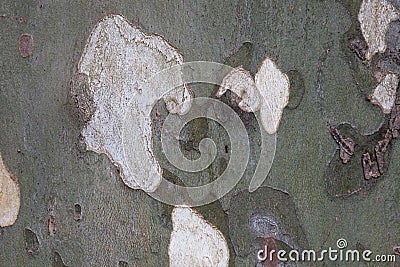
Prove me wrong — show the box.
[362,152,381,180]
[349,35,368,61]
[389,91,400,137]
[327,125,355,164]
[374,136,390,174]
[18,34,33,58]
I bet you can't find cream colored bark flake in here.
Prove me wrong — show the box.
[255,57,290,134]
[216,66,261,112]
[0,153,20,227]
[169,207,229,267]
[216,58,290,134]
[358,0,399,60]
[77,15,192,192]
[369,73,399,114]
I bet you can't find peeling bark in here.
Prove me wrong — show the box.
[328,124,356,164]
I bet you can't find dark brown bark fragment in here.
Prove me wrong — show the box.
[349,35,368,61]
[374,134,390,174]
[361,86,400,180]
[389,91,400,138]
[362,152,381,180]
[328,124,355,164]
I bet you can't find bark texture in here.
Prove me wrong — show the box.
[1,0,399,266]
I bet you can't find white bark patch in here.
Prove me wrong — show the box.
[216,58,290,135]
[77,15,192,192]
[169,207,229,267]
[369,73,399,114]
[255,57,290,135]
[0,153,20,227]
[216,67,261,112]
[358,0,399,60]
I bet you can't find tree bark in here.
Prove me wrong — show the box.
[1,0,399,266]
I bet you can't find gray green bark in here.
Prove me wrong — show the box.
[1,0,399,266]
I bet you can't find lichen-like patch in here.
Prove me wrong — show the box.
[0,152,20,227]
[169,207,229,267]
[358,0,399,60]
[228,187,308,258]
[77,15,192,192]
[249,213,297,250]
[369,73,399,114]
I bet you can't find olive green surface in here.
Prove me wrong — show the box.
[0,1,399,266]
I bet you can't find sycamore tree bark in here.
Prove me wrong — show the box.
[1,0,400,266]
